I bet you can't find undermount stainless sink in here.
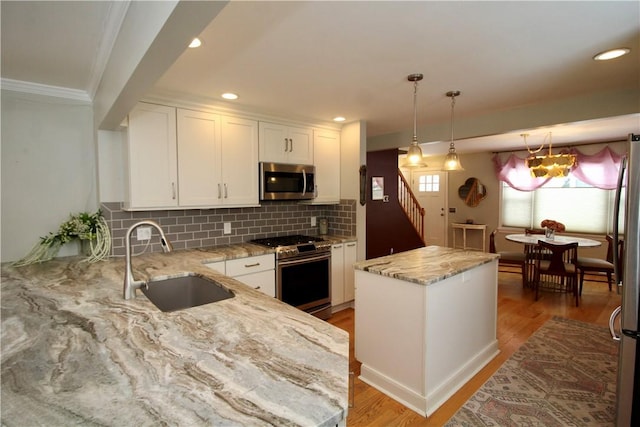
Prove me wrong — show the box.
[141,274,234,312]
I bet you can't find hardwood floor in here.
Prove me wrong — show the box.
[327,269,622,426]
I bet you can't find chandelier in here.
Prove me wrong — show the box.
[404,73,427,167]
[522,133,577,178]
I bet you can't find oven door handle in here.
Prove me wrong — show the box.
[278,252,330,266]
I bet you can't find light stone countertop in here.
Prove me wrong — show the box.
[353,245,499,286]
[1,243,349,426]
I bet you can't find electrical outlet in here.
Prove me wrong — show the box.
[223,222,232,235]
[137,226,151,241]
[311,217,317,227]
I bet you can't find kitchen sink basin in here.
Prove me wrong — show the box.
[141,274,234,312]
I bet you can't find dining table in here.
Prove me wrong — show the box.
[505,234,602,247]
[505,234,601,287]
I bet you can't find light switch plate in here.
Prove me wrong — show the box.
[223,222,232,235]
[136,226,151,241]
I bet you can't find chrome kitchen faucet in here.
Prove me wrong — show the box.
[123,220,173,300]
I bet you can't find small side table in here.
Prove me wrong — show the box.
[452,223,487,252]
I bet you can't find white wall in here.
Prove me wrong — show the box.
[97,129,125,202]
[1,90,97,262]
[341,120,367,261]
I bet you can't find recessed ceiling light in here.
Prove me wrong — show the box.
[333,116,346,122]
[222,93,238,100]
[593,48,630,61]
[189,38,202,48]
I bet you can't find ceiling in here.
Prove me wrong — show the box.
[2,1,639,154]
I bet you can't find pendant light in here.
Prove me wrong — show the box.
[404,73,427,167]
[443,90,464,171]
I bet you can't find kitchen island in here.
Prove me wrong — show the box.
[354,246,499,417]
[1,245,348,426]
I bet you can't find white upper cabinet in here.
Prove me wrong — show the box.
[176,108,222,206]
[259,122,313,165]
[125,103,259,210]
[125,103,178,209]
[310,129,341,204]
[177,110,259,208]
[220,115,259,206]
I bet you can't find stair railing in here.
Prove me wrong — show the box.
[398,169,425,243]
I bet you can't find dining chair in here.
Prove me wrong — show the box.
[522,228,546,287]
[577,235,624,295]
[489,229,526,276]
[531,240,579,306]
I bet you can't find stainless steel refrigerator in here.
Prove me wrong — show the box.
[610,133,640,426]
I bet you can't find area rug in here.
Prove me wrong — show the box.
[445,316,618,426]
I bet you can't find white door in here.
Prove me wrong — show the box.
[410,169,447,246]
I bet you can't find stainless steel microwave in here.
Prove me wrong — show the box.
[260,162,315,201]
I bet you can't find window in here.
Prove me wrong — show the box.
[501,175,625,234]
[418,174,439,192]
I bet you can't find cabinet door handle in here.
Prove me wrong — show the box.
[284,138,288,152]
[254,286,261,290]
[288,138,293,152]
[217,183,222,199]
[244,262,260,268]
[333,244,343,249]
[172,182,176,200]
[224,183,228,199]
[347,243,356,247]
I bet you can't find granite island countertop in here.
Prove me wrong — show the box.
[353,245,499,286]
[1,244,349,426]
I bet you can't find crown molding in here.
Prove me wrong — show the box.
[86,1,131,100]
[1,78,92,103]
[143,89,342,131]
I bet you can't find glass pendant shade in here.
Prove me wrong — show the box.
[403,73,427,167]
[444,148,463,171]
[443,90,463,171]
[406,141,425,165]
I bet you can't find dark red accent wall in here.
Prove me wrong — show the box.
[366,149,425,259]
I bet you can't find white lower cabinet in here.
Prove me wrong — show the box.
[331,241,357,309]
[205,254,275,298]
[204,261,225,275]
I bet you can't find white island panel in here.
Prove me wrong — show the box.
[355,246,499,417]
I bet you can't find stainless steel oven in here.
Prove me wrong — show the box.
[250,235,332,319]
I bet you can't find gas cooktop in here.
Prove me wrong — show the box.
[250,235,331,259]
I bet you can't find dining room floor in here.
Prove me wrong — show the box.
[327,268,622,426]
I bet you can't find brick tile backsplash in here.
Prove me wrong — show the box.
[101,200,356,256]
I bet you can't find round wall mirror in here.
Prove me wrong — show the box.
[458,177,487,207]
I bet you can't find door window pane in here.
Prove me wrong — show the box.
[418,174,439,192]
